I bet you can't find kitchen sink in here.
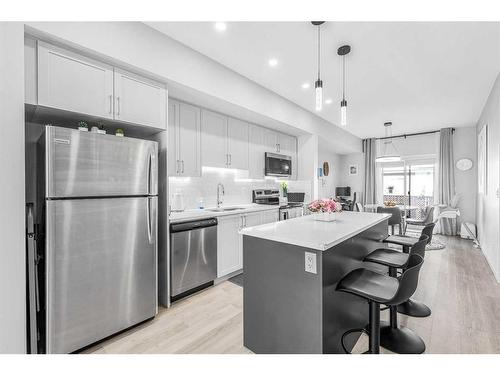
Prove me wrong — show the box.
[207,207,245,212]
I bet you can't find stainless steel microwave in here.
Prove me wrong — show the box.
[265,152,292,177]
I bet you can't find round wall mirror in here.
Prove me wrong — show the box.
[456,158,473,171]
[323,162,330,176]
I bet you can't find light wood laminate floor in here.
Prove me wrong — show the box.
[83,235,500,354]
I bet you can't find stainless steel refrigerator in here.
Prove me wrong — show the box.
[31,125,158,354]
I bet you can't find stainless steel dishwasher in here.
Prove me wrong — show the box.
[170,218,218,301]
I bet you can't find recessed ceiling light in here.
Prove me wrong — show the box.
[301,82,310,89]
[268,58,278,67]
[214,22,227,32]
[325,98,333,104]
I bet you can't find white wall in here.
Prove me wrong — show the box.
[453,127,477,225]
[24,22,361,154]
[297,135,319,200]
[0,22,26,353]
[476,72,500,282]
[339,153,365,201]
[317,143,341,199]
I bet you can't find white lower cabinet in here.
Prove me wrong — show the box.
[261,209,279,224]
[217,215,242,278]
[217,209,279,278]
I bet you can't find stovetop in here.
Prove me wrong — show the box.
[280,203,304,209]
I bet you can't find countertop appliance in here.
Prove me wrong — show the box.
[252,189,304,220]
[170,218,218,300]
[265,152,292,177]
[252,189,280,205]
[28,125,158,354]
[279,192,305,221]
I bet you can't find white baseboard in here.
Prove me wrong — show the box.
[481,247,500,284]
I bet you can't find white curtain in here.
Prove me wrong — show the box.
[363,138,377,205]
[438,128,457,235]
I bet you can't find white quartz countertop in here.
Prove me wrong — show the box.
[239,211,391,251]
[169,204,279,223]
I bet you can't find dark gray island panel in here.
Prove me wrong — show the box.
[243,218,388,354]
[243,236,323,353]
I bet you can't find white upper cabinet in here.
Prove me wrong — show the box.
[168,99,201,177]
[37,41,114,119]
[178,102,201,177]
[278,133,296,157]
[35,41,167,129]
[201,110,228,168]
[24,37,37,105]
[262,128,279,153]
[113,69,166,129]
[278,133,297,180]
[168,101,179,177]
[227,118,249,170]
[248,125,265,178]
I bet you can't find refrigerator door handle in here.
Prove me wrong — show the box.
[147,154,152,195]
[147,197,153,244]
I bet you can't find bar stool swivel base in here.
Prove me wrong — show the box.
[379,321,425,354]
[397,299,431,317]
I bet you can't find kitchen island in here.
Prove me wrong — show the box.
[240,211,391,354]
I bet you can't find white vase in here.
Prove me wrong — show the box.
[313,211,337,222]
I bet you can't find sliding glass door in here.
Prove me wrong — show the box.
[381,159,435,219]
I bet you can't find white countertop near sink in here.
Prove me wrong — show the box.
[169,204,280,223]
[239,211,391,251]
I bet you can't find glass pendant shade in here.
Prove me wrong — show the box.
[315,79,323,111]
[340,99,347,126]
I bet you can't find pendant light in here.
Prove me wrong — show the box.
[337,45,351,126]
[311,21,325,111]
[376,122,401,162]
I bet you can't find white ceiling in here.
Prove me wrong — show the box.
[147,22,500,138]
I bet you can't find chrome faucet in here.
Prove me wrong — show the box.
[216,183,225,208]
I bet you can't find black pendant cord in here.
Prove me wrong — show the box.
[342,54,346,101]
[317,25,321,81]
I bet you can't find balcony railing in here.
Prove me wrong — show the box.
[383,194,434,219]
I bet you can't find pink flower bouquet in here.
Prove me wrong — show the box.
[308,199,343,213]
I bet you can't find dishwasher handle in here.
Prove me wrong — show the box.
[170,218,218,233]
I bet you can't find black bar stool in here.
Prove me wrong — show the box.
[363,236,428,353]
[384,222,435,253]
[383,222,435,317]
[336,254,425,354]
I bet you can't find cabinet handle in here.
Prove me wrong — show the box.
[109,95,112,115]
[278,143,281,153]
[116,97,121,116]
[229,154,232,166]
[176,160,180,174]
[225,154,228,167]
[181,160,185,174]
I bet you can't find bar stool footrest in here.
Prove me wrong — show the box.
[397,299,431,317]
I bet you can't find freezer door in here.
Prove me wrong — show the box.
[45,197,157,354]
[45,126,158,198]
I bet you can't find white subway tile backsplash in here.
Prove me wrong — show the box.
[169,168,312,209]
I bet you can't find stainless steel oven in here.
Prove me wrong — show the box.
[265,152,292,177]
